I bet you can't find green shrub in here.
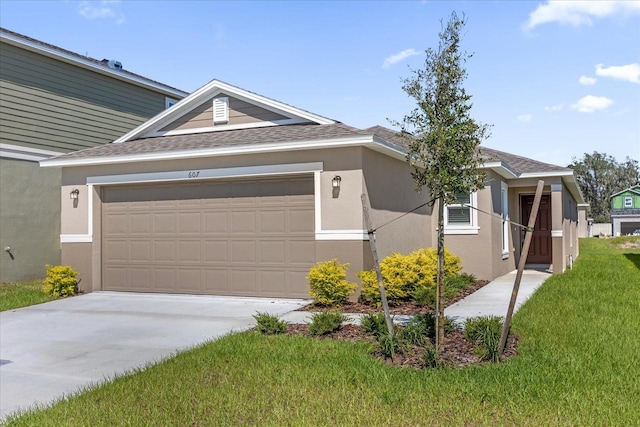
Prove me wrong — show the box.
[307,259,356,306]
[359,248,461,305]
[42,265,78,298]
[401,313,435,345]
[360,312,390,338]
[412,286,436,307]
[464,315,503,362]
[308,311,348,336]
[253,312,287,335]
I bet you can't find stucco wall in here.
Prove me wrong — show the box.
[0,158,60,281]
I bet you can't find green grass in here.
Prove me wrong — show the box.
[4,238,640,426]
[0,279,54,312]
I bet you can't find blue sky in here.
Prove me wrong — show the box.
[1,0,639,167]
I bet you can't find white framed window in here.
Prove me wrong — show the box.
[624,196,632,208]
[165,97,178,109]
[213,97,229,124]
[444,191,479,235]
[501,182,509,258]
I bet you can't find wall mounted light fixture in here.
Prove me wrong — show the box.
[332,176,341,188]
[70,189,79,200]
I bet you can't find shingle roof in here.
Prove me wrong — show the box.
[365,126,570,175]
[43,120,572,177]
[50,123,369,160]
[0,27,186,95]
[479,147,571,174]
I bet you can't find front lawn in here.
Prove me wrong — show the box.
[0,279,54,312]
[5,238,640,426]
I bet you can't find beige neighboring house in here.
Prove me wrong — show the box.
[40,80,584,298]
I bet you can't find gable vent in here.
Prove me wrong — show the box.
[213,97,229,124]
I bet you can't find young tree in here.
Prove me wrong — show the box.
[568,152,640,223]
[396,12,490,352]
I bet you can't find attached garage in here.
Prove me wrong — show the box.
[101,175,316,297]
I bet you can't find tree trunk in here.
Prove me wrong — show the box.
[435,195,445,353]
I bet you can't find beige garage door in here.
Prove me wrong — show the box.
[101,176,315,297]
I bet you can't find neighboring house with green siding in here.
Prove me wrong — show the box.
[610,185,640,236]
[0,28,187,282]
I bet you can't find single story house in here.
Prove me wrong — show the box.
[40,80,584,298]
[610,185,640,236]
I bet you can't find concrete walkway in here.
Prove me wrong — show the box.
[281,267,551,326]
[445,267,551,325]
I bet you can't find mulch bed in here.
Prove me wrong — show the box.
[286,279,520,369]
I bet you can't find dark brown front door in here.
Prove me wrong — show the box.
[521,194,552,264]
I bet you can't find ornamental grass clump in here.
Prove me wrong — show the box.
[42,264,78,298]
[359,247,461,305]
[308,311,348,336]
[307,259,356,306]
[253,312,287,335]
[464,315,503,362]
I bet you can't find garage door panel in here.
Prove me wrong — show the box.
[130,267,153,290]
[178,240,202,262]
[130,213,152,235]
[260,241,286,263]
[103,176,314,297]
[288,271,311,297]
[154,240,175,262]
[289,240,316,264]
[153,213,176,234]
[232,270,257,294]
[178,269,202,293]
[204,211,228,233]
[203,269,229,293]
[289,209,315,233]
[231,211,257,233]
[204,240,228,263]
[260,271,286,294]
[154,268,177,292]
[260,210,286,233]
[231,240,256,263]
[104,213,128,235]
[178,212,202,233]
[104,240,128,261]
[129,241,152,262]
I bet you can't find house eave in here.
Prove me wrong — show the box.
[41,135,406,168]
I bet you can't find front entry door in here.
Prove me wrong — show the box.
[521,194,552,264]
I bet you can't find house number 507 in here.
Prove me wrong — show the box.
[188,171,200,178]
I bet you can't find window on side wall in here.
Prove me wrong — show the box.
[501,182,509,258]
[444,191,479,235]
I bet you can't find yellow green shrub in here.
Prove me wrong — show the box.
[307,259,356,306]
[43,264,78,298]
[359,248,461,305]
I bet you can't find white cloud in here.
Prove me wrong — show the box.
[79,1,124,24]
[545,104,564,112]
[382,48,421,69]
[517,114,533,122]
[570,95,613,113]
[595,63,640,83]
[579,75,597,85]
[525,1,640,30]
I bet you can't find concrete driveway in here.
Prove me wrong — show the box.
[0,292,308,419]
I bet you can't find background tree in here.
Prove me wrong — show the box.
[395,12,490,352]
[568,152,640,223]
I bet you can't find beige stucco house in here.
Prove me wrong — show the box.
[40,80,584,298]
